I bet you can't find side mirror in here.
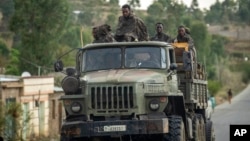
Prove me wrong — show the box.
[170,63,177,70]
[54,60,64,72]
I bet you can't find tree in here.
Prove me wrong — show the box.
[147,2,164,16]
[146,2,165,35]
[190,0,199,10]
[237,0,250,24]
[0,0,14,28]
[109,0,119,6]
[205,0,223,24]
[146,0,189,36]
[59,26,81,48]
[0,101,31,141]
[190,21,211,62]
[221,0,237,24]
[5,48,21,75]
[0,39,9,67]
[128,0,141,8]
[9,0,69,75]
[189,0,204,21]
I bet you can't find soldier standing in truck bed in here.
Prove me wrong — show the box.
[174,25,194,45]
[115,4,149,42]
[150,22,171,42]
[174,25,196,60]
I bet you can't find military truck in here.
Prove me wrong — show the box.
[54,41,215,141]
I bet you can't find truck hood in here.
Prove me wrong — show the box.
[82,69,166,83]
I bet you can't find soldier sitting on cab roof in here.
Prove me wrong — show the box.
[92,24,115,43]
[114,4,149,42]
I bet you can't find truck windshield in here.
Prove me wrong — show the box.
[82,48,121,72]
[82,46,166,72]
[125,47,166,69]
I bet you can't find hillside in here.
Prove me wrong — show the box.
[208,25,250,58]
[208,25,250,104]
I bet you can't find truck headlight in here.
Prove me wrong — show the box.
[71,102,81,113]
[149,99,160,111]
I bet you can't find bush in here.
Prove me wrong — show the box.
[208,80,222,96]
[240,62,250,83]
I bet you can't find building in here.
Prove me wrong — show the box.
[0,75,64,140]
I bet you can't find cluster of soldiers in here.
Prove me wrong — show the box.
[92,4,193,45]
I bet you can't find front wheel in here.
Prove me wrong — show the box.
[164,115,186,141]
[206,120,215,141]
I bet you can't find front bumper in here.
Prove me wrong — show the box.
[61,118,169,138]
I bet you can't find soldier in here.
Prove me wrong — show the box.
[92,24,115,43]
[150,23,171,42]
[115,4,149,42]
[174,25,193,45]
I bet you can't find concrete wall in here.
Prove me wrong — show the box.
[49,92,65,137]
[0,76,59,139]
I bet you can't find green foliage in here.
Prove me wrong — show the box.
[9,0,70,75]
[128,0,141,8]
[78,11,94,26]
[0,0,14,21]
[190,21,211,62]
[238,0,250,24]
[146,0,188,36]
[205,0,246,24]
[106,14,117,31]
[0,101,4,136]
[147,2,164,16]
[0,39,9,68]
[59,26,81,48]
[81,27,93,45]
[233,62,250,83]
[210,35,227,57]
[0,101,31,141]
[55,27,92,67]
[208,80,222,96]
[5,48,20,75]
[205,1,223,24]
[109,0,119,5]
[0,39,9,56]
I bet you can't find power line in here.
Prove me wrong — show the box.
[20,57,54,76]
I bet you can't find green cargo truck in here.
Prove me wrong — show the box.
[54,41,215,141]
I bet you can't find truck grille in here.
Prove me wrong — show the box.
[90,85,134,112]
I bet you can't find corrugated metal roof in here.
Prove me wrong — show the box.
[54,86,63,92]
[0,75,20,82]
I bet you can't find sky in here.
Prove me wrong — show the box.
[119,0,224,10]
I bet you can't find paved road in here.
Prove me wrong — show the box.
[212,85,250,141]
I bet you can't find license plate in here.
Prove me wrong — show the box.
[103,125,126,132]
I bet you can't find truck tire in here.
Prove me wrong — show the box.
[192,114,206,141]
[206,120,215,141]
[197,114,206,141]
[164,115,186,141]
[192,115,200,141]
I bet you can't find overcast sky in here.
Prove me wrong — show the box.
[119,0,224,10]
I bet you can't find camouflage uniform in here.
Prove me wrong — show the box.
[176,33,193,44]
[92,24,115,43]
[150,33,171,42]
[115,14,149,42]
